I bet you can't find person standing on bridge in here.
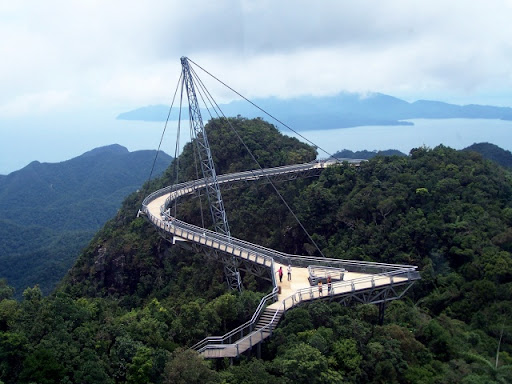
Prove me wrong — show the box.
[287,264,292,281]
[278,266,283,282]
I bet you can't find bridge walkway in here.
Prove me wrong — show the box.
[195,264,411,358]
[141,161,420,358]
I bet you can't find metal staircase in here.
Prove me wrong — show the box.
[141,161,421,358]
[254,307,284,332]
[139,57,421,360]
[199,307,285,359]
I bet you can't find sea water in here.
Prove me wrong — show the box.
[285,118,512,157]
[2,116,510,175]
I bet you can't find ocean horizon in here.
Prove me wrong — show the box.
[2,117,511,175]
[284,118,512,158]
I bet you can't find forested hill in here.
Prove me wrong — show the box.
[333,148,407,159]
[0,144,172,231]
[463,142,512,168]
[0,118,511,383]
[61,117,318,299]
[0,144,172,297]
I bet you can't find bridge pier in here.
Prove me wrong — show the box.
[224,259,243,291]
[141,159,421,359]
[378,301,386,326]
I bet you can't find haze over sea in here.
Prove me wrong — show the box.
[149,117,511,159]
[1,117,511,175]
[106,117,512,159]
[288,118,512,158]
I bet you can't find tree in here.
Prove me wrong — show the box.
[0,280,14,301]
[219,359,279,384]
[332,338,362,379]
[272,342,343,384]
[19,348,65,384]
[163,348,218,384]
[126,346,154,384]
[462,352,512,384]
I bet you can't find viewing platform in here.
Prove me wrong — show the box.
[140,161,420,358]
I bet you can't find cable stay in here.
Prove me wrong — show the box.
[150,57,335,289]
[181,57,327,258]
[187,57,340,161]
[137,58,421,355]
[142,73,183,200]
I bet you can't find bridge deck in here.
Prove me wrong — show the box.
[270,263,408,309]
[141,162,419,358]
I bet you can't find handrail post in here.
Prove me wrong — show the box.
[144,161,420,358]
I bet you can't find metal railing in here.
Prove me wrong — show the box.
[308,265,346,284]
[144,200,417,276]
[142,167,419,274]
[195,301,284,357]
[191,284,279,353]
[140,160,420,357]
[194,265,421,357]
[280,268,420,311]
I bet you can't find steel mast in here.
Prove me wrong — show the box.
[180,57,242,291]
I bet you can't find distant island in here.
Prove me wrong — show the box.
[333,149,407,159]
[117,92,512,131]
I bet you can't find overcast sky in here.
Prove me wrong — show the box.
[1,0,512,174]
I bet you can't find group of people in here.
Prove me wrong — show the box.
[277,265,334,297]
[318,276,332,296]
[278,264,292,282]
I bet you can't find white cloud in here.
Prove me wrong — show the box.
[1,0,511,109]
[1,0,512,173]
[0,90,72,117]
[99,63,179,107]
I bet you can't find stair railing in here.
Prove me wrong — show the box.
[192,281,279,353]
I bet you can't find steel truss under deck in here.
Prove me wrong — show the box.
[142,160,421,358]
[140,57,421,358]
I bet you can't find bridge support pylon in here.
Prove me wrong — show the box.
[180,56,242,291]
[378,301,386,326]
[224,261,242,291]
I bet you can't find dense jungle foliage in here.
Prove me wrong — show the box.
[333,148,407,159]
[0,145,172,297]
[1,117,511,383]
[463,142,512,169]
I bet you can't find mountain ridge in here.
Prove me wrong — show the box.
[0,144,173,296]
[0,119,511,382]
[117,92,512,130]
[463,142,512,168]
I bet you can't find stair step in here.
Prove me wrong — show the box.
[259,312,282,319]
[255,310,284,329]
[199,309,285,358]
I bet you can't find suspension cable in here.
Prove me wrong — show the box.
[144,73,182,197]
[187,60,327,257]
[188,58,339,161]
[172,75,186,219]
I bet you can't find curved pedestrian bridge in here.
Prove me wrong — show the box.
[140,160,420,358]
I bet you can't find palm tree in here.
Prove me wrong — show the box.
[462,352,512,384]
